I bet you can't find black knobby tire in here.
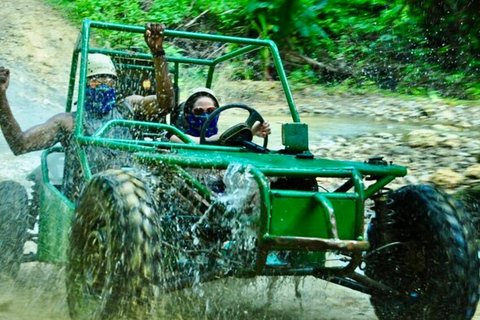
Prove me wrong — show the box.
[454,185,480,237]
[66,169,162,320]
[366,185,479,320]
[0,180,29,278]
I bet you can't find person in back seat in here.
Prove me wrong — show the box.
[0,23,174,200]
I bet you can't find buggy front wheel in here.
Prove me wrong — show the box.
[66,169,162,320]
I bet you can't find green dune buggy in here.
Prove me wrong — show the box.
[0,20,478,320]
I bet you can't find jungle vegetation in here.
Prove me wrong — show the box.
[46,0,480,99]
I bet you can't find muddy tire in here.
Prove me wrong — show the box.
[66,169,162,320]
[0,180,29,278]
[454,184,480,237]
[366,185,479,320]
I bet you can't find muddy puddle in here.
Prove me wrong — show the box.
[0,263,374,320]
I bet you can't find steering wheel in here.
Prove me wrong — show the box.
[199,103,268,150]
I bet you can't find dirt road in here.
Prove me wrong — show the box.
[0,0,78,185]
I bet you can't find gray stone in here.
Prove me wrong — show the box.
[464,164,480,179]
[390,146,414,155]
[438,134,461,148]
[430,168,464,189]
[407,129,439,148]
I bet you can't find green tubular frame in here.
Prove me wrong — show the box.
[65,19,302,181]
[67,19,300,118]
[41,19,409,270]
[137,152,405,275]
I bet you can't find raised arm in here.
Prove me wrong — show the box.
[145,22,174,117]
[126,23,175,122]
[0,67,73,155]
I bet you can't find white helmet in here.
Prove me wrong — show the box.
[184,87,220,111]
[86,53,117,78]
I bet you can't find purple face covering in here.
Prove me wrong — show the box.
[185,112,219,137]
[85,84,116,115]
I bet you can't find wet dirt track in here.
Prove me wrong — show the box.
[1,263,376,320]
[0,0,479,319]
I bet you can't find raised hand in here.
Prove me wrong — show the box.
[144,23,166,55]
[0,67,10,92]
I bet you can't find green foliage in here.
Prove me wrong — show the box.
[245,0,328,48]
[45,0,480,99]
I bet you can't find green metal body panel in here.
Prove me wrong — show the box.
[282,123,309,152]
[270,193,356,240]
[37,148,75,263]
[37,181,74,263]
[32,19,408,276]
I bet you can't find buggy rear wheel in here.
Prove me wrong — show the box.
[366,185,479,320]
[66,169,162,320]
[0,180,29,278]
